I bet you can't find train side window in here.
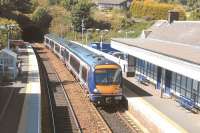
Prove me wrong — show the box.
[50,41,54,48]
[45,38,49,44]
[70,55,80,73]
[61,48,64,56]
[55,44,60,53]
[81,66,88,82]
[65,50,69,60]
[61,48,69,60]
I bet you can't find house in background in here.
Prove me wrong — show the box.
[93,0,132,10]
[0,48,18,81]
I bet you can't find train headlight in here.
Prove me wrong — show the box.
[116,88,122,94]
[94,88,100,93]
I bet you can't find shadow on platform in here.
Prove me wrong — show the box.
[123,78,152,97]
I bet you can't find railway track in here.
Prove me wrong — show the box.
[34,43,144,133]
[35,46,81,133]
[97,105,143,133]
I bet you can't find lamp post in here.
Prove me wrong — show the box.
[97,29,109,51]
[81,19,85,44]
[6,24,17,49]
[85,28,93,45]
[60,24,63,37]
[125,30,135,38]
[70,24,76,40]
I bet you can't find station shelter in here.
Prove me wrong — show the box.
[0,48,18,80]
[111,19,200,108]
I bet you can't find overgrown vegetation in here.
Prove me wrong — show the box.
[45,0,154,44]
[130,1,186,20]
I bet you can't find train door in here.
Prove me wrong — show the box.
[157,67,162,90]
[64,50,69,64]
[165,70,172,95]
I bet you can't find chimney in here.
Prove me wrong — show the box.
[141,30,152,39]
[168,10,179,24]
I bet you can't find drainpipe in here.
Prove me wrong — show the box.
[160,68,165,98]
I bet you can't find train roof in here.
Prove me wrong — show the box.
[45,34,69,48]
[45,34,118,67]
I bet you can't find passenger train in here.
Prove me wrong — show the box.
[44,34,123,104]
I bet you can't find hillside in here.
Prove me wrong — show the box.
[2,0,194,44]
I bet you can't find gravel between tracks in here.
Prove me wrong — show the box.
[97,105,138,133]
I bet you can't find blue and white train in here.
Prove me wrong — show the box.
[44,34,123,104]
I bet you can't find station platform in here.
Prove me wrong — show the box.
[0,47,41,133]
[17,47,41,133]
[123,76,200,133]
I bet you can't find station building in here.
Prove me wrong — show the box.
[111,11,200,107]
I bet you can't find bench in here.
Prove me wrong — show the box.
[137,74,149,86]
[179,95,198,113]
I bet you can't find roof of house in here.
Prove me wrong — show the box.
[111,20,200,65]
[0,48,17,58]
[95,0,128,4]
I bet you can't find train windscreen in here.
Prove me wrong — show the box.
[95,69,121,85]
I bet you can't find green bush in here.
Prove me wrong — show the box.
[189,9,200,20]
[130,1,186,20]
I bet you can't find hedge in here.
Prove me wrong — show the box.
[130,1,186,20]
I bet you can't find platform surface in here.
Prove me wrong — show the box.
[17,47,41,133]
[0,47,41,133]
[123,76,200,133]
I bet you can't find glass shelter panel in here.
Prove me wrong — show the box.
[135,58,157,82]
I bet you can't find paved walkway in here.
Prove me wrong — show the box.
[0,47,41,133]
[17,47,41,133]
[123,76,200,133]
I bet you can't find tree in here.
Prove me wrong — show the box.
[71,0,92,32]
[187,0,200,9]
[0,18,21,49]
[190,8,200,20]
[60,0,77,10]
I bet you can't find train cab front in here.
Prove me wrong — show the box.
[92,64,123,105]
